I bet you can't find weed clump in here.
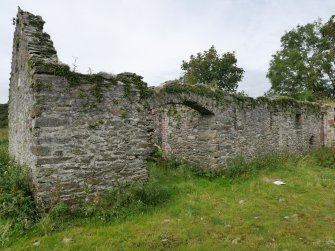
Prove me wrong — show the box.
[155,150,297,179]
[0,104,8,128]
[221,152,297,178]
[0,135,171,246]
[312,147,335,169]
[79,181,170,221]
[0,139,35,245]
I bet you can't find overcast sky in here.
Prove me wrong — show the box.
[1,0,334,103]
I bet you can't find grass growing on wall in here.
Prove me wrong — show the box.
[0,128,335,250]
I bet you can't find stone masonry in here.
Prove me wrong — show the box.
[9,9,151,209]
[8,9,335,209]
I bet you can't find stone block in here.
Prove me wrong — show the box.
[30,145,51,156]
[33,117,69,128]
[36,157,72,165]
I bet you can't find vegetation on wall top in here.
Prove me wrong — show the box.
[181,45,244,92]
[21,9,323,112]
[28,59,152,102]
[20,9,152,103]
[160,81,321,111]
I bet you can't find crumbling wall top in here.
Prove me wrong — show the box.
[16,7,58,64]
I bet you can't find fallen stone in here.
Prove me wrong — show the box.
[278,198,286,203]
[62,237,73,244]
[33,240,40,246]
[161,237,170,247]
[232,238,239,244]
[273,179,286,185]
[292,213,298,218]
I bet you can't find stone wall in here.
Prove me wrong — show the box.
[153,98,321,168]
[8,9,329,209]
[9,9,151,209]
[322,105,335,147]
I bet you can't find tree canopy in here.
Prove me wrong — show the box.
[181,46,244,92]
[267,16,335,101]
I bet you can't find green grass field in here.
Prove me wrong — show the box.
[1,129,335,250]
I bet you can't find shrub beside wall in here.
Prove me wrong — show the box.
[0,104,8,128]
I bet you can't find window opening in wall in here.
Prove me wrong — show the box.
[295,113,302,128]
[309,135,315,148]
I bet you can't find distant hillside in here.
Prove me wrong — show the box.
[0,104,8,128]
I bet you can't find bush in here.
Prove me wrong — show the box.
[0,104,8,128]
[0,136,172,244]
[218,152,296,178]
[79,181,170,221]
[50,202,68,217]
[0,149,35,230]
[181,45,244,92]
[312,147,335,168]
[0,138,35,246]
[159,151,296,179]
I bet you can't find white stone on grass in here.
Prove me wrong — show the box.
[33,240,40,246]
[273,179,286,185]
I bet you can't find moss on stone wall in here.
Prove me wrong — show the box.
[160,82,321,112]
[271,96,320,111]
[25,11,45,30]
[22,8,152,105]
[115,73,153,99]
[23,7,322,114]
[29,60,152,103]
[161,82,224,100]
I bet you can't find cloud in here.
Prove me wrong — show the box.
[1,0,335,103]
[238,69,270,97]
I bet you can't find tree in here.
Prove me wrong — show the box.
[320,15,335,96]
[267,16,335,100]
[181,46,244,92]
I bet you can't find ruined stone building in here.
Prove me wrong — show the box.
[8,9,335,209]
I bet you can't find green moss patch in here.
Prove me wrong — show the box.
[160,82,321,111]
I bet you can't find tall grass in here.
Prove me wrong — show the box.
[311,147,335,169]
[0,104,8,128]
[160,151,298,180]
[77,181,170,221]
[222,151,298,178]
[0,132,35,245]
[0,128,334,247]
[0,130,172,246]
